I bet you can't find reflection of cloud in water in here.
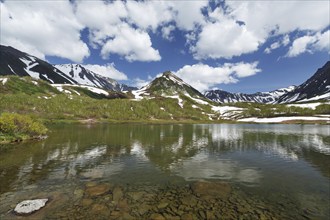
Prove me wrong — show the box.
[256,142,299,161]
[210,124,243,141]
[46,146,108,180]
[171,134,183,153]
[81,162,124,179]
[130,141,147,160]
[75,146,107,162]
[171,152,261,185]
[206,124,330,158]
[303,134,330,155]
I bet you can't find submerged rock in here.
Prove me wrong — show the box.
[85,184,111,197]
[113,186,124,203]
[14,199,48,215]
[191,181,231,199]
[150,213,166,220]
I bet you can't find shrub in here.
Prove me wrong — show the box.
[0,112,47,137]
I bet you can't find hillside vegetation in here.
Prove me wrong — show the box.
[0,76,329,126]
[0,112,47,143]
[0,76,214,122]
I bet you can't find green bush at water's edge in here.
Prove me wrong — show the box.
[0,112,47,143]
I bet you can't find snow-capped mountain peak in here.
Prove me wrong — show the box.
[54,64,137,92]
[204,85,297,104]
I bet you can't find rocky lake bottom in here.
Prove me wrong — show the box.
[2,179,326,220]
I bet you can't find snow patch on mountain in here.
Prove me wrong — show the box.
[205,86,296,104]
[237,116,329,123]
[55,64,136,92]
[287,102,328,110]
[0,77,8,85]
[296,92,330,103]
[164,95,184,108]
[7,65,17,75]
[184,93,209,105]
[52,84,109,96]
[212,105,246,120]
[19,57,40,79]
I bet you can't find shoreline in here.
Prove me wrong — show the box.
[1,116,328,145]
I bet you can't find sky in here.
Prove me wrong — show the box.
[0,0,329,93]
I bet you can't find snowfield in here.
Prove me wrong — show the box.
[286,102,329,110]
[52,84,109,96]
[237,116,329,123]
[0,77,8,85]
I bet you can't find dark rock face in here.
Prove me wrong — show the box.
[204,87,296,104]
[0,45,137,91]
[55,64,137,92]
[0,45,75,84]
[205,61,330,104]
[276,61,330,103]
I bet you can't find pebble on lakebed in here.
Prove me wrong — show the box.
[14,198,48,215]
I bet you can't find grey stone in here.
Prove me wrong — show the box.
[14,199,48,215]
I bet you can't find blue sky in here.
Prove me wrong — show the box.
[1,0,329,93]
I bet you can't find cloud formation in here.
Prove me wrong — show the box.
[174,62,261,91]
[83,64,128,81]
[286,30,330,57]
[0,0,328,64]
[0,1,89,62]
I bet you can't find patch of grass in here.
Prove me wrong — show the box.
[0,92,214,122]
[0,112,47,143]
[0,76,60,95]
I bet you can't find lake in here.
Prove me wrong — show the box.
[0,123,329,219]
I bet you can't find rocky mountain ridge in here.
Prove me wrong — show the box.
[0,45,135,91]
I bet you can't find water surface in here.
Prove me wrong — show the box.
[0,123,329,219]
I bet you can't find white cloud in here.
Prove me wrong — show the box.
[83,64,128,81]
[286,31,330,57]
[282,35,290,46]
[314,30,330,52]
[192,18,262,59]
[0,1,89,62]
[264,35,290,54]
[126,1,172,31]
[1,0,328,64]
[170,2,208,31]
[174,62,261,91]
[100,24,161,62]
[286,35,316,57]
[226,1,329,37]
[76,1,161,62]
[264,42,280,54]
[192,1,329,59]
[162,25,176,41]
[132,78,150,88]
[75,1,127,30]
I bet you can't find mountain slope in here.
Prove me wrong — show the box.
[55,64,136,91]
[0,75,128,100]
[276,61,330,103]
[0,45,136,91]
[0,45,75,84]
[134,71,205,98]
[205,61,330,104]
[204,86,296,104]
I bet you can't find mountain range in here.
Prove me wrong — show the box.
[0,44,329,104]
[0,45,136,92]
[204,86,296,104]
[205,61,330,104]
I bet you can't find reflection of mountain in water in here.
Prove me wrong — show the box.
[0,124,329,194]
